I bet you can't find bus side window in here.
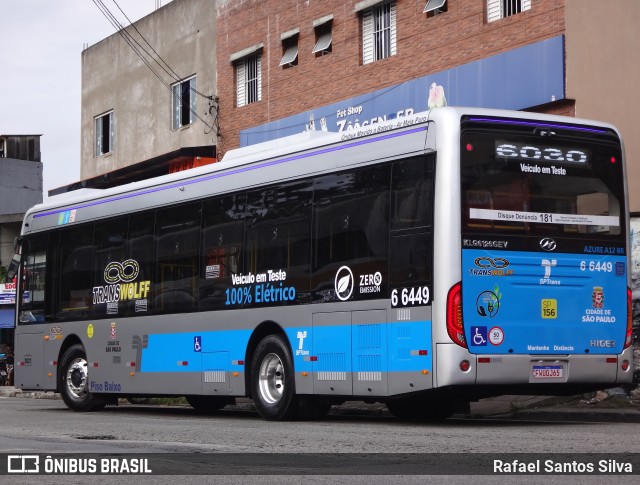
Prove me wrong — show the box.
[18,235,48,324]
[200,194,246,311]
[390,155,435,288]
[245,180,312,305]
[155,203,201,314]
[127,212,156,316]
[91,217,127,319]
[58,226,94,321]
[311,165,390,302]
[390,155,434,231]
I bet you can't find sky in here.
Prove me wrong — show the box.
[1,0,174,198]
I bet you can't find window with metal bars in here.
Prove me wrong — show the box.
[487,0,531,22]
[236,53,262,107]
[362,1,396,65]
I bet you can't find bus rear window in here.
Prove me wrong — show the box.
[460,119,625,238]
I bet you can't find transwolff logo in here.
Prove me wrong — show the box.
[539,238,557,252]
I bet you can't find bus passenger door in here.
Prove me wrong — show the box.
[312,312,352,396]
[15,333,45,390]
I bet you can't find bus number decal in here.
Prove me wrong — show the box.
[580,261,613,272]
[391,286,430,308]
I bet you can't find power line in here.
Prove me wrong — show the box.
[105,0,212,100]
[91,0,216,131]
[109,1,179,83]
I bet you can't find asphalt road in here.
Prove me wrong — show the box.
[0,397,639,484]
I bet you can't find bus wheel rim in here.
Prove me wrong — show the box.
[258,352,284,405]
[66,357,88,399]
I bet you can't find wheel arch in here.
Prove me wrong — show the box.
[244,320,290,398]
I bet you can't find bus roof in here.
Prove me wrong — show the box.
[24,107,620,233]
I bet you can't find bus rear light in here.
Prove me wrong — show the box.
[478,357,491,363]
[606,358,617,364]
[625,287,633,349]
[446,282,467,348]
[459,360,471,372]
[621,360,630,371]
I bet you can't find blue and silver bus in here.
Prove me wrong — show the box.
[10,107,633,420]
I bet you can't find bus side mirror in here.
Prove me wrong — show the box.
[4,237,22,282]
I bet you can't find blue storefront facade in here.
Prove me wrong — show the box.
[241,36,565,146]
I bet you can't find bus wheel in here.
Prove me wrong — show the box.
[58,344,105,412]
[186,395,234,413]
[250,335,297,421]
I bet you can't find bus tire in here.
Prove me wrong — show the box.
[186,395,234,413]
[250,334,298,421]
[58,344,105,412]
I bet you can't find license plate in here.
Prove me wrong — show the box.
[532,365,563,379]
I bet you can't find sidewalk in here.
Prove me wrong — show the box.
[3,385,640,423]
[0,386,59,400]
[466,393,640,423]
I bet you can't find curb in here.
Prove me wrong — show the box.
[507,407,640,423]
[0,387,60,399]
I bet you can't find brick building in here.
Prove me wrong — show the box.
[74,0,640,213]
[215,0,640,212]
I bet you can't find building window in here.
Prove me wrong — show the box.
[95,111,113,156]
[236,53,262,107]
[172,76,196,130]
[424,0,447,17]
[362,1,397,65]
[487,0,531,23]
[312,16,333,57]
[280,32,299,68]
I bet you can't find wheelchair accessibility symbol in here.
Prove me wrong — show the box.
[194,336,202,352]
[470,326,487,346]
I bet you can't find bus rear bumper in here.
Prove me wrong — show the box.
[436,343,634,388]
